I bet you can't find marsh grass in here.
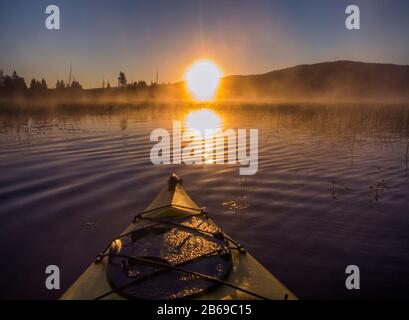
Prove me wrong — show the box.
[1,101,409,147]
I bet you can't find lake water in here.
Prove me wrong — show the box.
[1,103,409,299]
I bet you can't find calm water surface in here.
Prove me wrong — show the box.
[1,103,409,299]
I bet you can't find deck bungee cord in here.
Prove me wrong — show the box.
[93,205,266,300]
[95,253,270,300]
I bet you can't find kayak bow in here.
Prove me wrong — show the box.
[61,174,297,300]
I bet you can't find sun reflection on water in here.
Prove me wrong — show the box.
[183,109,225,164]
[184,109,222,134]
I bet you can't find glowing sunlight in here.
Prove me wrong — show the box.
[185,60,222,101]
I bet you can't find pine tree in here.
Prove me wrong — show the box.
[118,72,127,88]
[41,79,48,90]
[30,78,37,90]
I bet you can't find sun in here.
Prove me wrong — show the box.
[185,60,222,101]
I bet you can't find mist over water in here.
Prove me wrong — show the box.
[1,103,409,299]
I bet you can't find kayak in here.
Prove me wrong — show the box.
[61,174,297,300]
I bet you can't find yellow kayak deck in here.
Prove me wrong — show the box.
[61,175,297,300]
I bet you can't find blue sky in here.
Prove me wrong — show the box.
[0,0,408,87]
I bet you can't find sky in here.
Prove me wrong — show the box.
[0,0,408,88]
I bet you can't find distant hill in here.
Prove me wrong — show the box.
[218,61,409,102]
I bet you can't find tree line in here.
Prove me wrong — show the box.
[55,79,82,90]
[0,70,84,95]
[0,70,159,96]
[117,71,158,89]
[0,70,28,94]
